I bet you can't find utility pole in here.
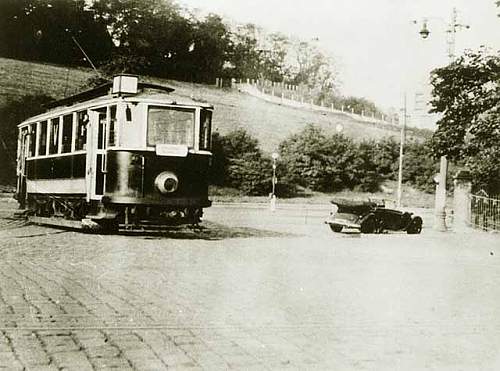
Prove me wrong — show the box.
[397,94,407,208]
[270,152,279,212]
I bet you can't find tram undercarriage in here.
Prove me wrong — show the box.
[22,194,206,232]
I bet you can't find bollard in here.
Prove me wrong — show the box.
[270,195,277,212]
[453,170,472,231]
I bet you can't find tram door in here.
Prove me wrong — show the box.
[86,108,107,200]
[16,128,29,207]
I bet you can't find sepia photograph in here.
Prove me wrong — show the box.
[0,0,499,369]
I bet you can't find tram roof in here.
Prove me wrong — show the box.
[42,81,211,112]
[19,78,213,126]
[44,81,175,109]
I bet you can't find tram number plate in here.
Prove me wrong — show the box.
[156,144,189,157]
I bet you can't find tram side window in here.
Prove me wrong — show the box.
[108,105,117,146]
[76,111,88,151]
[49,118,60,154]
[28,124,37,157]
[97,108,106,150]
[62,114,73,153]
[199,110,212,150]
[38,121,47,156]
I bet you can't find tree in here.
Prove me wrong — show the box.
[463,103,500,194]
[259,32,292,82]
[189,14,232,82]
[92,0,194,78]
[337,96,383,118]
[290,39,337,101]
[0,0,33,59]
[0,0,112,66]
[429,48,500,193]
[92,0,167,48]
[226,23,261,79]
[430,48,499,159]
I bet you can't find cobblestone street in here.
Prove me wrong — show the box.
[0,199,499,370]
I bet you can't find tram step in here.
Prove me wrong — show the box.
[27,216,103,231]
[118,223,188,232]
[28,215,83,230]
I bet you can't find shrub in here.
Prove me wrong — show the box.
[226,152,272,196]
[372,137,400,178]
[0,94,54,185]
[279,124,362,192]
[402,139,438,193]
[212,126,436,196]
[209,128,261,186]
[352,140,384,192]
[278,125,439,194]
[208,132,227,186]
[210,128,296,196]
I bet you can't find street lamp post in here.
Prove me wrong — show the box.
[416,7,469,231]
[270,152,279,211]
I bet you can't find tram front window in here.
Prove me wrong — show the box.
[147,106,194,147]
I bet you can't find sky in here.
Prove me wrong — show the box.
[179,0,500,111]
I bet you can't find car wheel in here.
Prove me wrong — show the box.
[360,216,377,234]
[329,224,343,233]
[377,220,385,234]
[407,216,423,234]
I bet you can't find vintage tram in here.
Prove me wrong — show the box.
[16,75,213,231]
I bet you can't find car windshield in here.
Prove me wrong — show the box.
[147,106,195,147]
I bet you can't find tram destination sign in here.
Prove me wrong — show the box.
[155,144,189,157]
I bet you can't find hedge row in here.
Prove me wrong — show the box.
[213,125,438,196]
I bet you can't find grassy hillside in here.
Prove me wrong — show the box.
[0,57,429,153]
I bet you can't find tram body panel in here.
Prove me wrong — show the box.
[104,149,210,206]
[15,76,213,230]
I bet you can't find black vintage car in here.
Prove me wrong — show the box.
[325,198,422,234]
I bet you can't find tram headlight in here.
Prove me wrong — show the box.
[155,171,179,194]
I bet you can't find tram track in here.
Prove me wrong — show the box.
[0,216,30,231]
